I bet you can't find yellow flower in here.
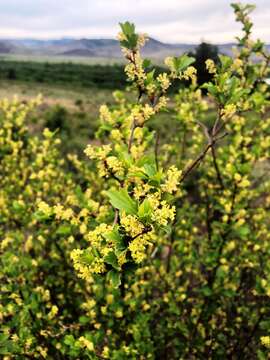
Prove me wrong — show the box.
[48,305,58,320]
[115,309,123,318]
[261,336,270,348]
[162,165,182,193]
[121,214,144,238]
[99,104,112,123]
[106,294,114,304]
[157,73,171,91]
[37,201,51,216]
[152,201,176,226]
[106,156,124,176]
[234,173,242,182]
[182,66,197,83]
[205,59,216,74]
[221,104,236,120]
[79,336,94,351]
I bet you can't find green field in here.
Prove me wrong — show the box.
[0,59,127,90]
[0,53,124,65]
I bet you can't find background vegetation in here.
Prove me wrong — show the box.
[0,3,270,360]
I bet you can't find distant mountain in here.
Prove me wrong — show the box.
[0,40,19,54]
[0,37,269,59]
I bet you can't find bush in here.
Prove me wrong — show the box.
[1,3,270,359]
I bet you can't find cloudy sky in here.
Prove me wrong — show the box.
[0,0,269,43]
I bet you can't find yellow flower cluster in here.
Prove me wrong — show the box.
[84,144,112,160]
[54,204,74,220]
[106,156,124,177]
[37,201,52,216]
[157,73,171,91]
[205,59,216,74]
[182,66,197,84]
[86,223,112,247]
[78,336,94,352]
[154,96,168,111]
[152,201,176,226]
[231,58,244,74]
[124,53,146,87]
[162,166,182,193]
[221,104,237,120]
[128,104,155,126]
[261,336,270,348]
[128,232,154,263]
[121,214,144,238]
[99,104,113,124]
[71,249,106,279]
[164,57,175,74]
[48,305,58,320]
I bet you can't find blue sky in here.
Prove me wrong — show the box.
[0,0,269,43]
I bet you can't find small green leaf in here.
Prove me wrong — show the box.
[107,270,121,288]
[104,251,120,270]
[79,316,90,325]
[143,58,152,69]
[106,189,137,215]
[138,199,152,221]
[173,54,195,73]
[104,228,126,252]
[56,225,72,236]
[143,163,157,177]
[64,334,75,346]
[119,21,138,50]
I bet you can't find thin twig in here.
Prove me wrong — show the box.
[211,145,224,189]
[154,131,160,171]
[179,142,212,183]
[128,120,136,153]
[113,209,119,226]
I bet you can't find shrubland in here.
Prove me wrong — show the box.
[0,3,270,359]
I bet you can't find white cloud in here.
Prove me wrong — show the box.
[0,0,269,42]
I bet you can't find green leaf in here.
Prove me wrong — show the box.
[119,21,135,37]
[237,225,250,238]
[143,163,157,177]
[104,228,126,252]
[200,286,213,297]
[218,54,233,69]
[201,82,218,97]
[145,69,156,85]
[107,270,121,288]
[64,334,75,346]
[119,21,138,50]
[79,316,89,325]
[104,251,120,270]
[106,189,137,215]
[104,227,121,242]
[56,225,72,236]
[138,199,152,221]
[143,58,152,69]
[173,54,195,73]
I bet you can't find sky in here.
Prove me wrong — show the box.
[0,0,269,44]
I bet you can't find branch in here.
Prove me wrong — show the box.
[128,119,136,153]
[179,142,212,183]
[154,131,160,171]
[211,145,224,189]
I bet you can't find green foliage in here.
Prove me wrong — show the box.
[0,61,128,89]
[190,42,220,86]
[1,2,270,360]
[119,21,139,50]
[106,189,138,215]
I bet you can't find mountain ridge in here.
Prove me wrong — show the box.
[0,37,269,59]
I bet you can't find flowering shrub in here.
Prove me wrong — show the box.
[1,2,270,359]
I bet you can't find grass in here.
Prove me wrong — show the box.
[0,79,116,154]
[0,54,124,65]
[0,80,113,110]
